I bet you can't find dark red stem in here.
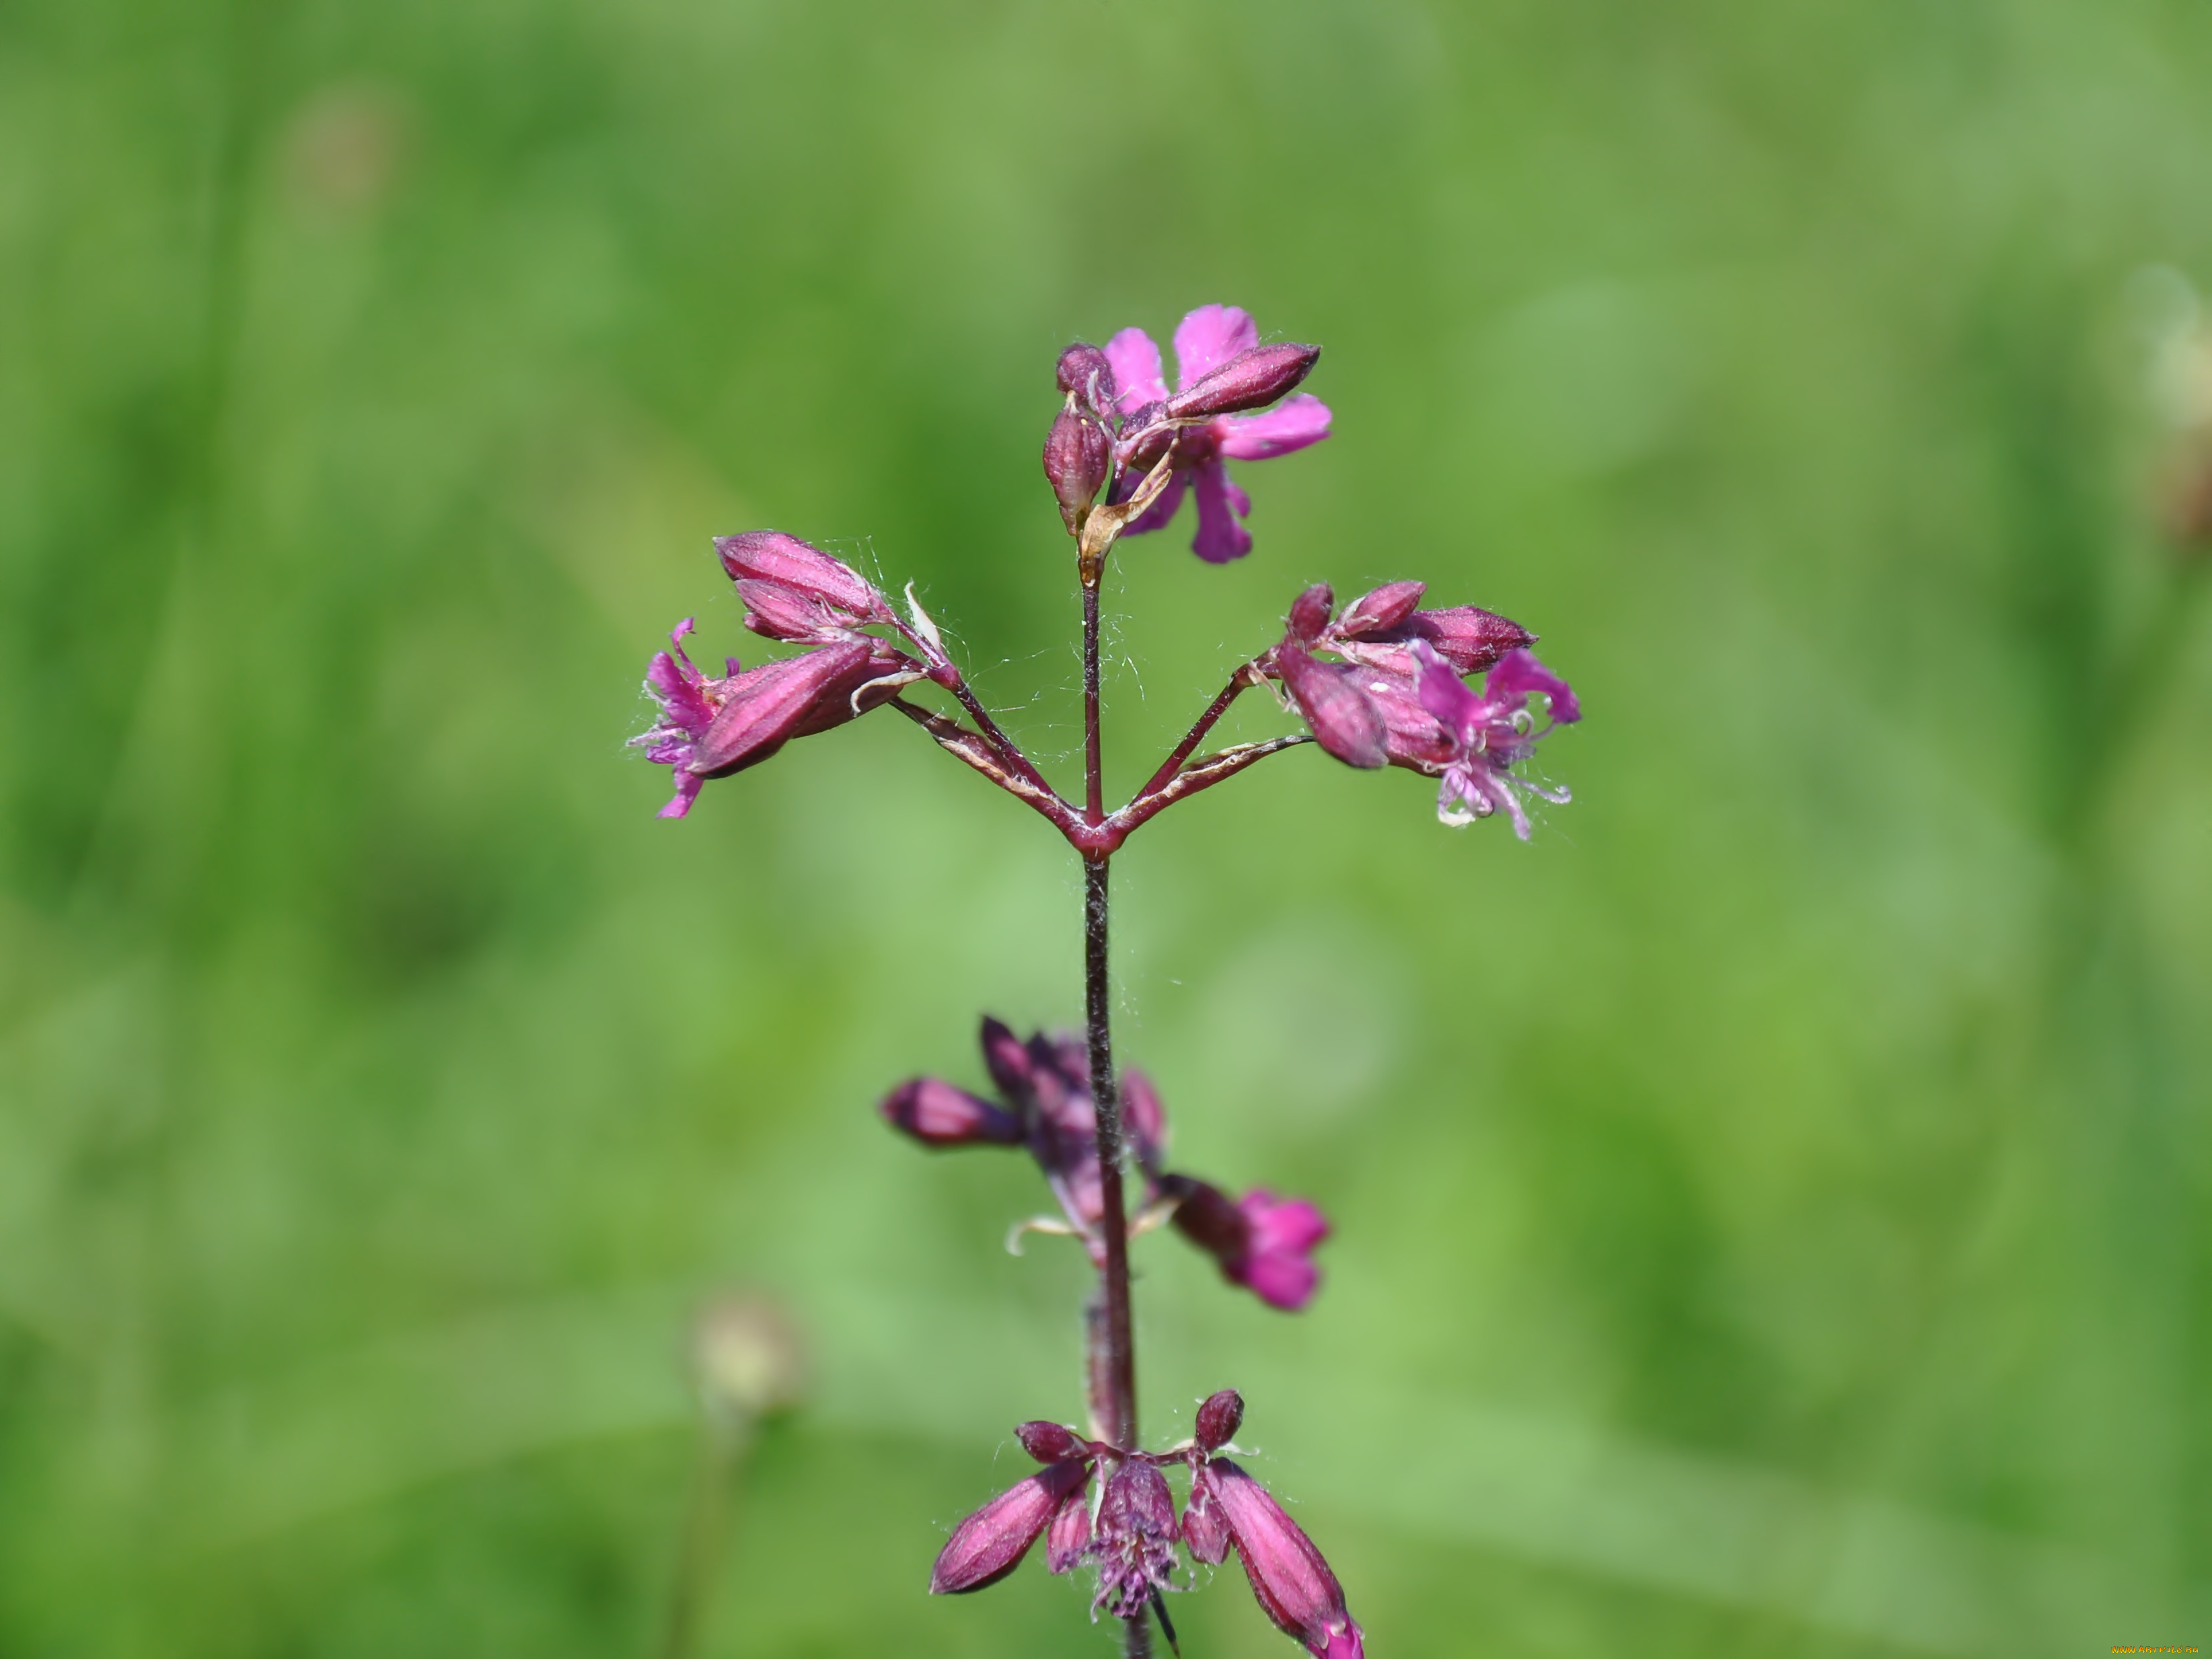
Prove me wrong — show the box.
[1136,659,1265,799]
[1078,566,1146,1659]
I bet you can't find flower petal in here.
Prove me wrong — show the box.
[1218,394,1333,460]
[1172,304,1259,389]
[1243,1191,1330,1254]
[1105,328,1167,414]
[657,770,704,820]
[1485,647,1581,724]
[1189,459,1255,563]
[1411,640,1486,744]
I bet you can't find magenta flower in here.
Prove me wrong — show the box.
[1259,582,1577,836]
[881,1019,1331,1308]
[1413,639,1580,837]
[1105,305,1331,562]
[630,619,918,819]
[931,1392,1358,1658]
[1163,1177,1332,1311]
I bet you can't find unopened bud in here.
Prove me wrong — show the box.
[693,642,916,775]
[1043,406,1111,536]
[1017,1420,1085,1463]
[1337,580,1426,637]
[880,1077,1024,1147]
[1055,342,1117,417]
[1409,605,1537,675]
[691,1291,806,1426]
[1195,1388,1244,1452]
[1167,342,1320,420]
[979,1015,1036,1103]
[1288,583,1335,644]
[1278,644,1388,770]
[1204,1457,1363,1659]
[714,531,891,624]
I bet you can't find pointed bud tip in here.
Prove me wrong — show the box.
[1167,342,1321,420]
[1288,584,1335,643]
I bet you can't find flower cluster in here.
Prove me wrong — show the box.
[628,533,935,819]
[932,1390,1363,1659]
[1263,580,1581,836]
[882,1019,1331,1311]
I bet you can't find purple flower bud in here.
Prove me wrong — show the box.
[692,640,915,776]
[1087,1459,1181,1621]
[1181,1467,1232,1565]
[1048,1486,1093,1575]
[1017,1420,1086,1463]
[714,531,893,631]
[880,1078,1024,1148]
[1195,1389,1244,1452]
[1337,579,1426,636]
[930,1458,1093,1595]
[1403,603,1537,675]
[1043,406,1111,535]
[979,1015,1036,1106]
[1288,583,1335,644]
[1046,1480,1093,1572]
[1166,342,1321,420]
[1056,342,1118,417]
[1202,1457,1363,1659]
[1120,1068,1169,1176]
[1277,644,1387,770]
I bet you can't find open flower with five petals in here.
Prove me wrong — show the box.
[1105,305,1331,562]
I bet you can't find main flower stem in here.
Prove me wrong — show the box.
[1079,570,1148,1658]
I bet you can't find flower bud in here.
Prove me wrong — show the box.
[930,1459,1091,1594]
[1166,342,1320,420]
[714,531,891,624]
[1017,1420,1085,1463]
[1337,580,1426,637]
[1278,644,1387,770]
[694,642,915,775]
[1288,583,1335,644]
[1204,1457,1363,1659]
[1407,605,1536,675]
[1043,406,1111,535]
[1182,1466,1232,1564]
[1195,1388,1244,1452]
[880,1077,1024,1147]
[734,577,842,642]
[1055,342,1117,417]
[979,1015,1036,1105]
[1045,1481,1093,1572]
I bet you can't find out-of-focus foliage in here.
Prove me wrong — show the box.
[3,0,2209,1653]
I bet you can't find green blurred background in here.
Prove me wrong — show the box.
[5,0,2211,1653]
